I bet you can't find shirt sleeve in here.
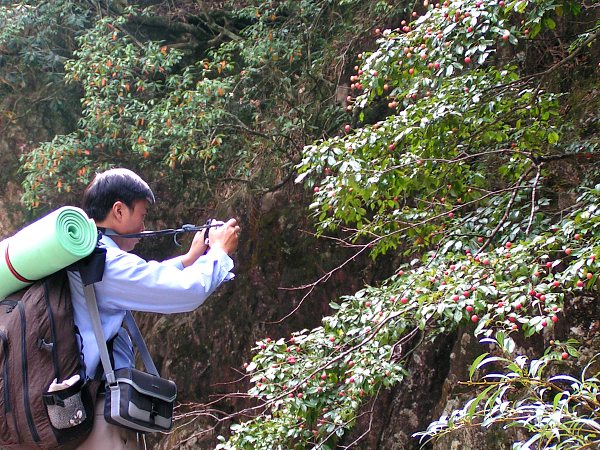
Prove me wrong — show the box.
[162,255,185,270]
[96,247,234,313]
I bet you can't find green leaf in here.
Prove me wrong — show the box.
[470,352,490,380]
[467,384,497,419]
[543,17,557,30]
[547,131,559,144]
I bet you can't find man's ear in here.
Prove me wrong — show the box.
[111,201,126,223]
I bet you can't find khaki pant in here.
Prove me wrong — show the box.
[75,397,146,450]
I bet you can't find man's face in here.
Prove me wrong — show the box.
[118,199,149,251]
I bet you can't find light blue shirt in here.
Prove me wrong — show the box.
[67,234,234,379]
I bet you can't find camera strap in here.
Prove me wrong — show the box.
[100,220,222,246]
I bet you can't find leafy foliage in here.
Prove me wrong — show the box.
[416,333,596,449]
[17,0,379,211]
[218,0,600,448]
[20,7,238,209]
[218,182,600,449]
[0,0,89,93]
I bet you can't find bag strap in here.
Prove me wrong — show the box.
[82,282,159,386]
[82,284,116,385]
[123,311,158,375]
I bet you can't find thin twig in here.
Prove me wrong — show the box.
[476,165,535,255]
[526,162,543,236]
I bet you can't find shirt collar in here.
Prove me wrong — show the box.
[99,233,120,249]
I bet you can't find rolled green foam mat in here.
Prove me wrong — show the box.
[0,206,97,299]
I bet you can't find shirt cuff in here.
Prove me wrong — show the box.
[204,247,235,280]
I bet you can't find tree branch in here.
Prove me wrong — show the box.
[476,165,535,255]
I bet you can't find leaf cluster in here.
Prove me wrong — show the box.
[221,0,600,448]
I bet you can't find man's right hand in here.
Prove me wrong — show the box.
[208,218,240,255]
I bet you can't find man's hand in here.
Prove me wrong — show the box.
[208,218,240,255]
[180,218,239,267]
[181,230,209,267]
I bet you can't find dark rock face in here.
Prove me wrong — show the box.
[340,333,457,450]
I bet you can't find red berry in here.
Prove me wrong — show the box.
[471,314,479,323]
[561,352,568,360]
[464,56,471,64]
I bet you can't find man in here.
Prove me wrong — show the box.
[67,168,239,449]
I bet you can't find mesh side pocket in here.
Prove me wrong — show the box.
[43,375,87,430]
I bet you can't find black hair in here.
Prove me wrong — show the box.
[82,168,156,221]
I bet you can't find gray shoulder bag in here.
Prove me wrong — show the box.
[82,283,177,433]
